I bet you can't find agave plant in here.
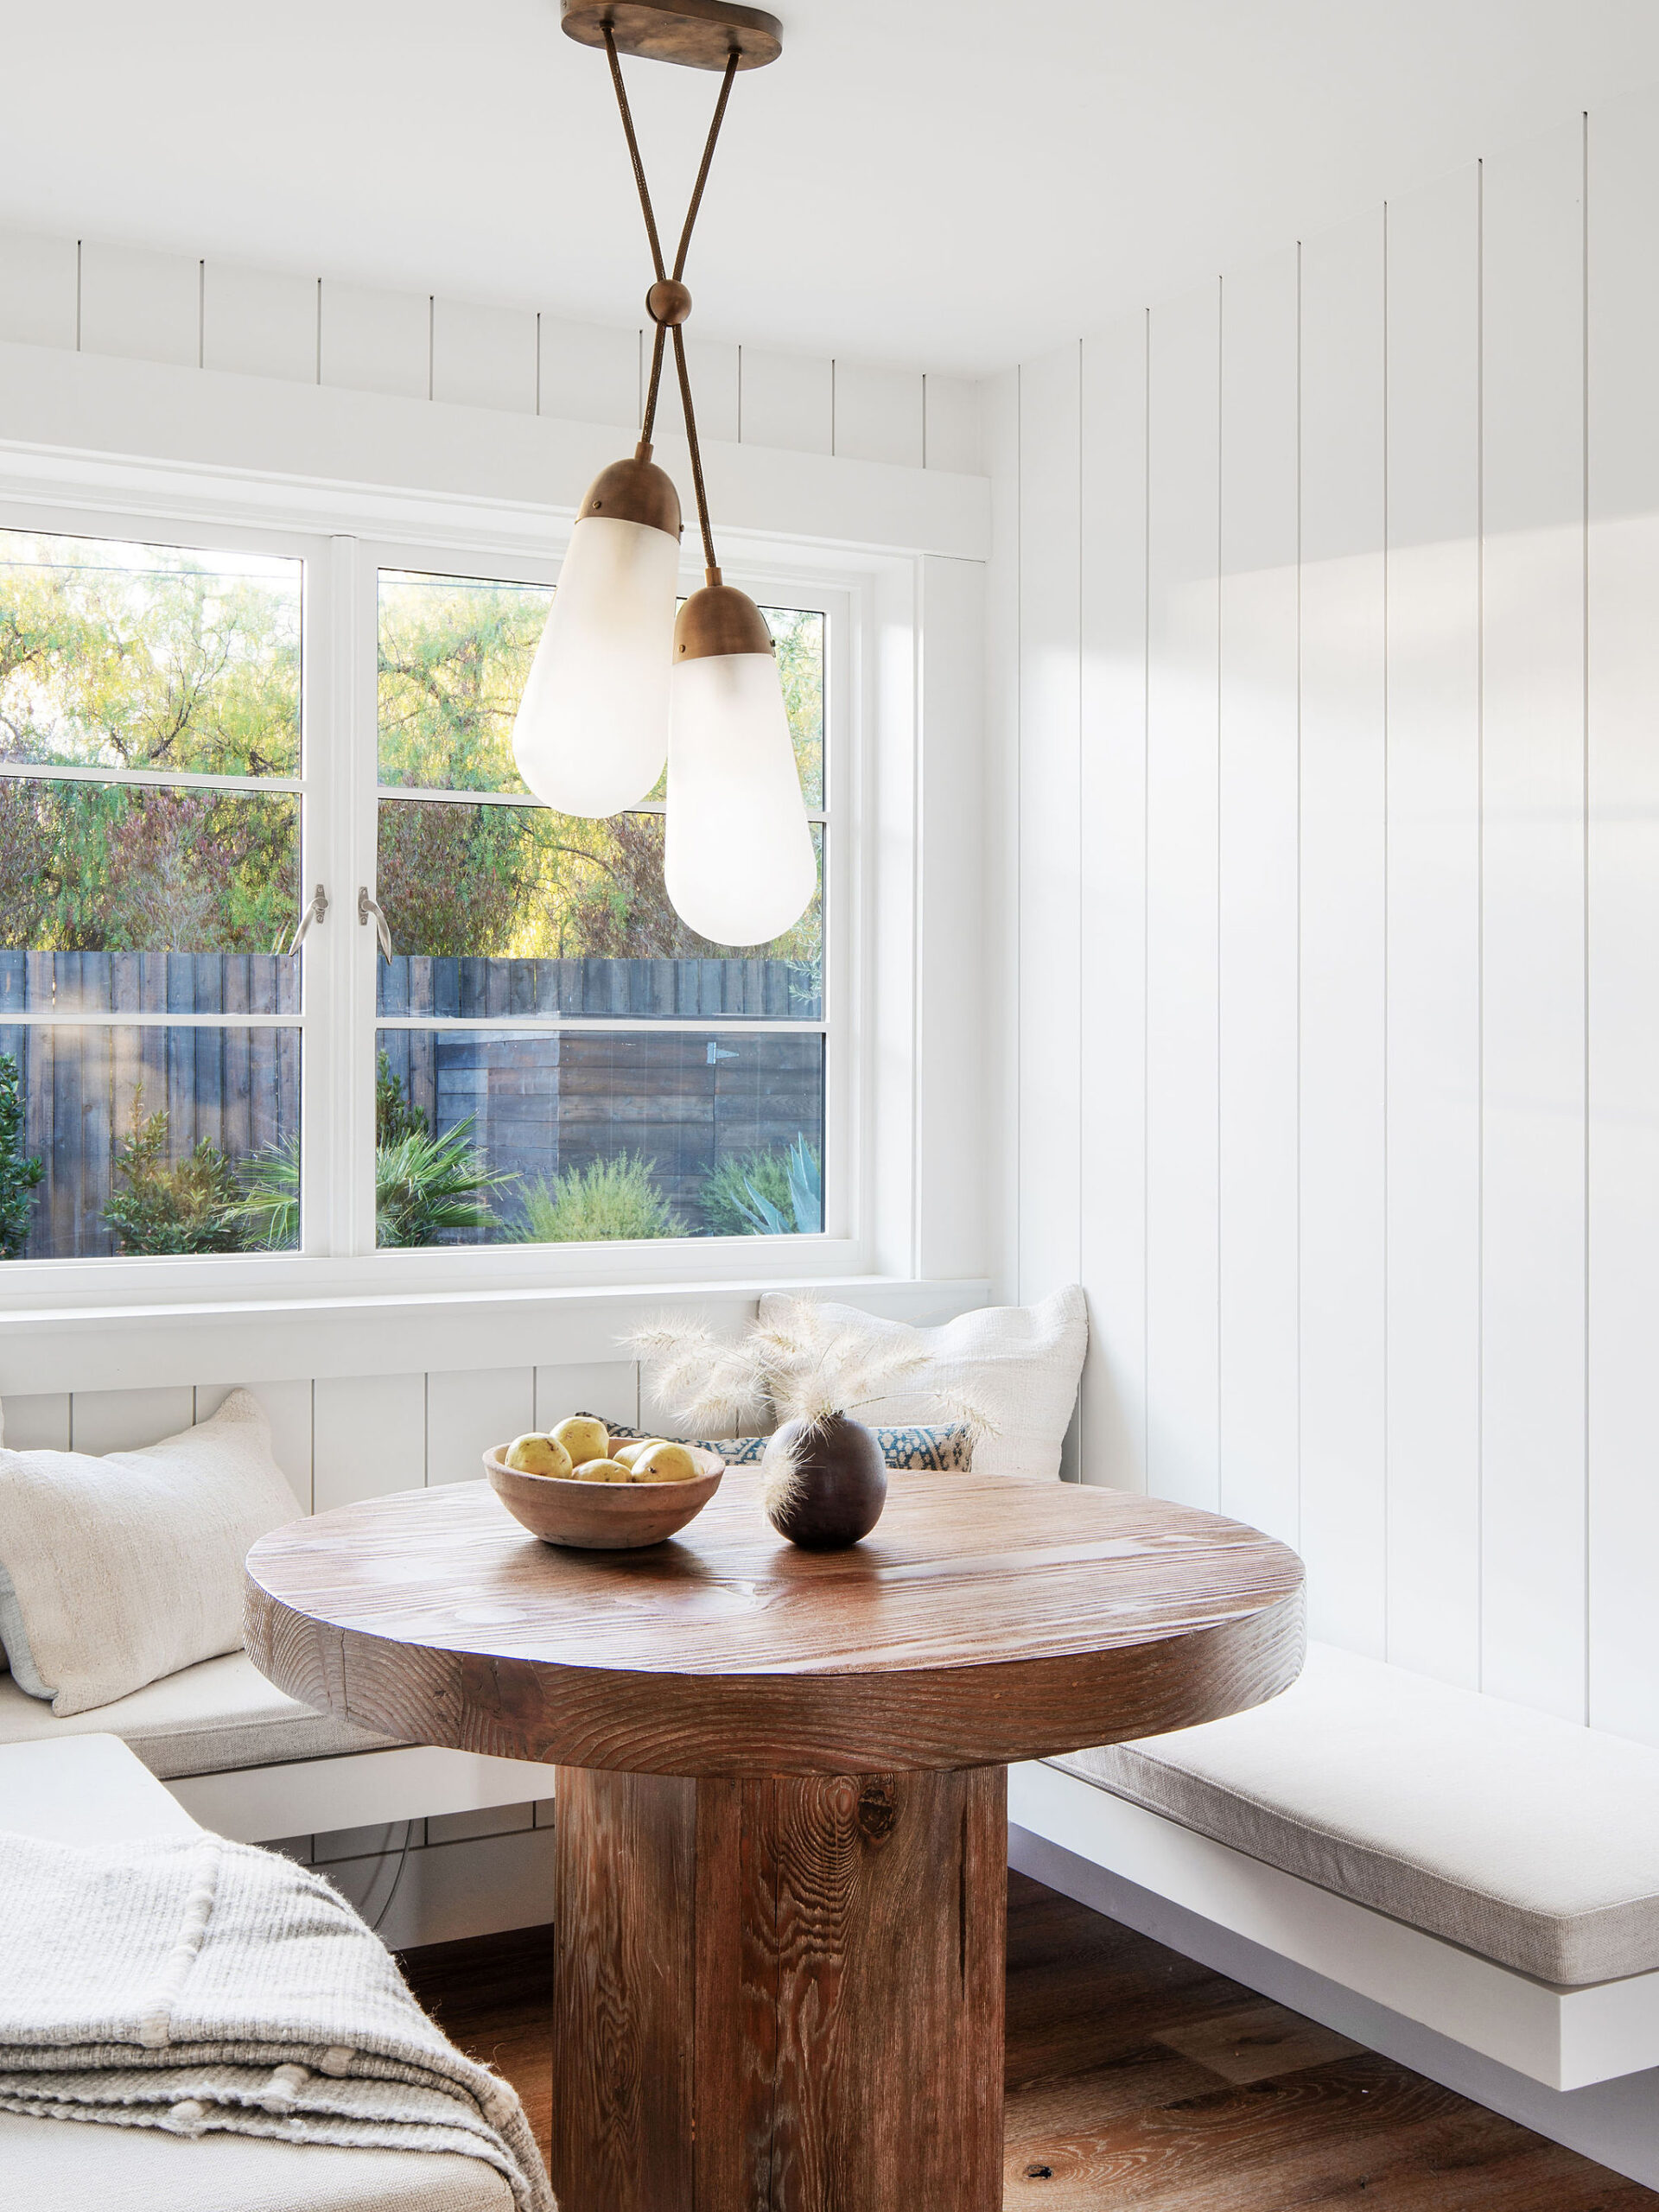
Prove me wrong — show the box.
[702,1135,822,1237]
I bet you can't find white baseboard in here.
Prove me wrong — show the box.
[1009,1821,1659,2195]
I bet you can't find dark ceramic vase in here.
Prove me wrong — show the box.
[763,1413,887,1549]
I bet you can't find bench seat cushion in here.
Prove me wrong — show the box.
[1049,1641,1659,1986]
[0,1650,398,1780]
[0,2113,513,2210]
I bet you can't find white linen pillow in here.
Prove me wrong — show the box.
[0,1389,304,1717]
[756,1286,1088,1481]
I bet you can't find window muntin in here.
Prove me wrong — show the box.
[0,526,305,1263]
[372,568,830,1248]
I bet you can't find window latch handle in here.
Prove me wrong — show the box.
[358,887,393,963]
[286,883,328,956]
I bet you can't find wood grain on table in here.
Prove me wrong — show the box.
[245,1470,1305,1777]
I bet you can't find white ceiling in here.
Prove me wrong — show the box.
[3,1,1659,374]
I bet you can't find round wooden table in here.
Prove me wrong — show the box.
[245,1470,1303,2212]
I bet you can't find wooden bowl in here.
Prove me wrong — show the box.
[482,1444,725,1550]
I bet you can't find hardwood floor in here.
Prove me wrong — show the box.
[399,1869,1656,2209]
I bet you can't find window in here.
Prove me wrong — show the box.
[0,513,844,1275]
[0,524,304,1261]
[371,569,827,1247]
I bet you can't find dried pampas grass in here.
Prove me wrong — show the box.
[626,1296,999,1452]
[760,1429,805,1522]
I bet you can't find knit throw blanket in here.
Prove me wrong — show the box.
[0,1831,556,2211]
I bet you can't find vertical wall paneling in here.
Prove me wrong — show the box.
[652,336,740,446]
[1143,283,1222,1510]
[194,1380,316,1511]
[1297,208,1388,1652]
[0,231,78,348]
[313,1375,426,1513]
[78,242,200,367]
[1015,346,1083,1308]
[984,367,1023,1305]
[1383,165,1484,1685]
[924,374,982,474]
[1077,315,1149,1492]
[537,1361,641,1436]
[537,315,642,429]
[430,300,537,414]
[833,362,926,468]
[70,1386,197,1457]
[1217,249,1302,1552]
[201,264,320,383]
[1586,94,1659,1745]
[426,1366,536,1484]
[1480,120,1587,1719]
[736,347,834,454]
[319,281,430,400]
[0,1393,71,1452]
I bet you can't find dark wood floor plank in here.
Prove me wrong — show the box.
[399,1871,1659,2211]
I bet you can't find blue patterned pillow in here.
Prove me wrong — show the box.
[594,1418,973,1472]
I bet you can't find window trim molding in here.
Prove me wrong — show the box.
[0,448,945,1310]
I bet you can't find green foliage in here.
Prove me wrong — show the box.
[702,1138,822,1237]
[238,1108,511,1253]
[517,1154,682,1243]
[375,1051,428,1146]
[375,1122,512,1249]
[103,1089,246,1255]
[0,1052,43,1258]
[0,538,824,976]
[234,1139,302,1253]
[0,531,301,954]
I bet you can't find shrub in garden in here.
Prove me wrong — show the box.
[103,1089,245,1255]
[517,1154,681,1243]
[0,1052,43,1259]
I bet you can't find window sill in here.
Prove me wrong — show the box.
[0,1266,992,1397]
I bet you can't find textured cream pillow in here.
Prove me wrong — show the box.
[756,1286,1088,1481]
[0,1389,304,1716]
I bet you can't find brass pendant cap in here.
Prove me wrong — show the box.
[577,452,683,538]
[674,582,774,663]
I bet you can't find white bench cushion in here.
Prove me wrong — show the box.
[0,1651,397,1781]
[1050,1641,1659,1986]
[0,2111,513,2210]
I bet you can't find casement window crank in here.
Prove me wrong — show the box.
[285,883,329,954]
[359,887,393,963]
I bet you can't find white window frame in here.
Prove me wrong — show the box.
[0,480,887,1309]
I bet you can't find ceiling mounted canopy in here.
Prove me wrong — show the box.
[512,0,814,949]
[559,0,782,72]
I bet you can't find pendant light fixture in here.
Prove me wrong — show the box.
[517,0,816,947]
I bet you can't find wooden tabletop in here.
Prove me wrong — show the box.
[245,1471,1304,1777]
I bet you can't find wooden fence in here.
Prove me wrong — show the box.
[0,953,822,1258]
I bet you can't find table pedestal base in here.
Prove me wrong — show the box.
[550,1763,1007,2212]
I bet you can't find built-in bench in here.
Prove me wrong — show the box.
[0,1653,556,1881]
[1009,1640,1659,2194]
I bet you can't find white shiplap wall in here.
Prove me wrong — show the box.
[0,226,981,474]
[992,85,1659,1743]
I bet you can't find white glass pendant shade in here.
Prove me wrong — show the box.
[665,649,816,946]
[512,512,679,817]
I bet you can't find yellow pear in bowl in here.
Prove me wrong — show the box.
[552,1416,608,1469]
[574,1457,632,1484]
[504,1433,575,1480]
[633,1440,701,1484]
[612,1440,652,1470]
